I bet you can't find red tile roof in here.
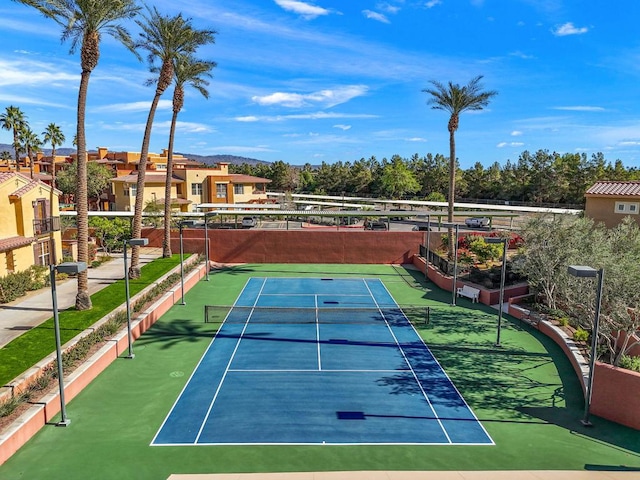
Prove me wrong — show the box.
[109,173,182,184]
[586,181,640,197]
[229,174,271,184]
[0,236,35,253]
[10,179,41,198]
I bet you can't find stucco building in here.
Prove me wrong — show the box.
[0,172,62,276]
[584,181,640,228]
[109,162,271,212]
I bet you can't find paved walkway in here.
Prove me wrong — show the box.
[0,248,162,349]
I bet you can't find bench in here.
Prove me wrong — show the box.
[456,284,480,303]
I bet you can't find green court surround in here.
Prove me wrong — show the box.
[0,264,638,479]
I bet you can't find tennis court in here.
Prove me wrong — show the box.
[152,277,493,446]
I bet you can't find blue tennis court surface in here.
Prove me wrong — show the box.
[152,278,493,446]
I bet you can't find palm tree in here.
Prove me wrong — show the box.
[19,125,43,179]
[0,150,11,167]
[43,123,65,263]
[0,105,27,172]
[129,7,215,277]
[162,54,216,258]
[423,76,497,259]
[14,0,140,310]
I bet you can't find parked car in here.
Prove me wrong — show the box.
[389,209,409,221]
[412,225,431,231]
[241,216,257,228]
[365,219,388,230]
[465,217,490,228]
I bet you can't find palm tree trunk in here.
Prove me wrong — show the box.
[28,147,34,179]
[447,127,456,261]
[129,91,163,278]
[163,109,179,258]
[13,130,20,173]
[75,70,92,310]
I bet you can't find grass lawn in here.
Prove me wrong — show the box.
[0,255,183,386]
[0,264,638,479]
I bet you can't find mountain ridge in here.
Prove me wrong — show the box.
[0,144,269,166]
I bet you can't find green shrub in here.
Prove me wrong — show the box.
[0,266,49,303]
[573,327,589,342]
[619,355,640,373]
[557,317,569,327]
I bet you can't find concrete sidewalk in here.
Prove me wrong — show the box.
[0,248,162,349]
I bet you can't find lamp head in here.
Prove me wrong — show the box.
[567,265,598,278]
[485,237,507,245]
[128,238,149,247]
[56,261,88,275]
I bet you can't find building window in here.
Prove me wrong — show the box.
[234,184,244,195]
[34,240,51,266]
[124,184,137,197]
[155,164,166,170]
[191,183,202,195]
[216,183,226,199]
[614,201,639,214]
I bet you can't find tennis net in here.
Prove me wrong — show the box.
[204,305,433,325]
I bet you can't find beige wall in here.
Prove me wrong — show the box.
[585,196,640,228]
[112,181,177,212]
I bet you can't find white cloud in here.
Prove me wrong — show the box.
[252,85,368,108]
[274,0,330,19]
[234,111,378,122]
[552,22,588,36]
[552,106,605,112]
[333,124,351,130]
[424,0,442,8]
[0,59,77,87]
[210,145,275,153]
[509,51,534,60]
[511,130,523,136]
[406,137,427,142]
[100,119,213,135]
[93,100,172,113]
[497,141,525,148]
[362,10,390,23]
[0,93,69,109]
[377,2,401,14]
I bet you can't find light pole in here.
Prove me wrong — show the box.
[179,220,197,305]
[486,237,509,347]
[443,223,460,306]
[123,238,149,359]
[568,265,604,427]
[204,213,210,281]
[424,214,431,282]
[50,261,87,427]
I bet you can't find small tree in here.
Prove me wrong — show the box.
[89,216,130,253]
[57,161,112,209]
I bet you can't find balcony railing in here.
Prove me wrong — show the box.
[33,216,61,235]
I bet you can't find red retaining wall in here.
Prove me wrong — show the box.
[508,296,640,431]
[592,363,640,430]
[0,261,206,466]
[143,228,422,264]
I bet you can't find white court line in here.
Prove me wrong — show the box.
[363,279,453,444]
[227,369,407,373]
[194,277,268,444]
[377,281,495,445]
[150,277,255,446]
[315,294,321,371]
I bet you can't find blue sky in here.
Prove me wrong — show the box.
[2,0,640,168]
